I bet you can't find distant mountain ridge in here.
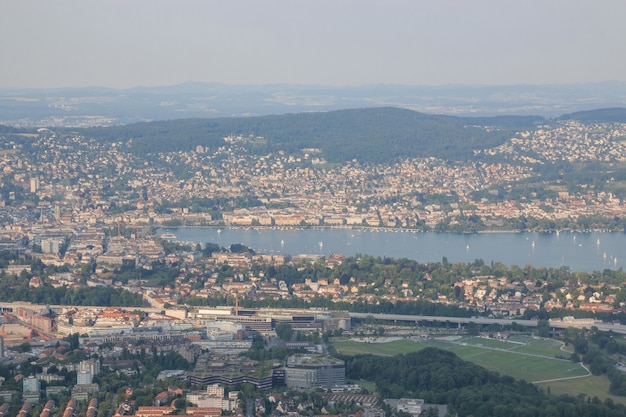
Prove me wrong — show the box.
[2,81,626,126]
[559,107,626,123]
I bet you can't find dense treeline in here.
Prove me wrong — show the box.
[74,107,535,163]
[343,348,626,417]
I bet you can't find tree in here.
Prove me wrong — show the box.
[536,319,550,338]
[65,333,80,350]
[174,398,187,410]
[275,322,293,341]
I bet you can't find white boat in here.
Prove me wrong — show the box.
[160,233,177,239]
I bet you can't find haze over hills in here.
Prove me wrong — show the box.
[1,82,626,128]
[2,106,625,165]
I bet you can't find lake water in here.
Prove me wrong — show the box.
[160,228,626,273]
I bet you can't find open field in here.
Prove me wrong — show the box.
[330,334,626,405]
[331,338,425,356]
[536,375,626,404]
[509,335,569,356]
[444,343,587,382]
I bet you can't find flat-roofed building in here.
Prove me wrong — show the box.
[396,399,424,416]
[285,354,345,389]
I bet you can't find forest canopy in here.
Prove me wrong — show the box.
[72,107,545,163]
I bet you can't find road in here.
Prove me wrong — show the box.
[348,312,626,334]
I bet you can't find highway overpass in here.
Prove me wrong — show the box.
[348,312,626,334]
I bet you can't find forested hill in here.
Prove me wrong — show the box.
[559,107,626,123]
[76,107,544,164]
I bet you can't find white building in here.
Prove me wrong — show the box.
[186,385,235,411]
[76,359,100,385]
[23,376,40,393]
[396,399,424,416]
[205,384,224,397]
[206,321,243,341]
[30,178,39,193]
[77,371,92,385]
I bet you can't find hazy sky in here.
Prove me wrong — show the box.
[1,0,625,89]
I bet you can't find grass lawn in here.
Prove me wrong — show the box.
[331,338,426,356]
[458,336,515,350]
[538,376,626,406]
[509,335,567,352]
[446,345,587,382]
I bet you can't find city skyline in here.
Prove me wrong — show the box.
[2,0,626,89]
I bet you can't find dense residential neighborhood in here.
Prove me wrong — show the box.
[2,120,626,234]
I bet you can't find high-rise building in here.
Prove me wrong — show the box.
[79,358,100,375]
[77,371,92,385]
[41,239,61,254]
[76,358,100,385]
[29,177,39,193]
